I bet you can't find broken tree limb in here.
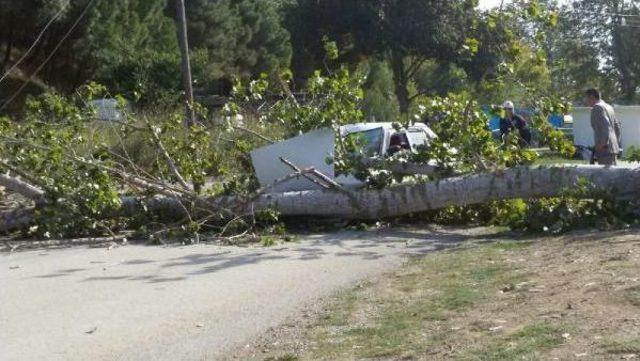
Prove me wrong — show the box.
[0,174,45,201]
[143,117,191,191]
[0,159,41,186]
[0,134,197,199]
[278,157,361,206]
[279,157,331,189]
[233,126,275,144]
[251,167,323,199]
[0,207,36,233]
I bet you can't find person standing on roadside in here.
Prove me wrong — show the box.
[585,89,620,166]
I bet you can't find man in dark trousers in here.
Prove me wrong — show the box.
[585,89,620,166]
[500,101,532,147]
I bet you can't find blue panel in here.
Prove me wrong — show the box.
[483,105,564,130]
[548,114,564,128]
[489,115,501,130]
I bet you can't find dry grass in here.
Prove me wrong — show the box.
[233,228,640,361]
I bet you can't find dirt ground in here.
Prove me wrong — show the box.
[231,228,640,361]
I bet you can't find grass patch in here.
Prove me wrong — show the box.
[302,245,529,360]
[241,229,640,361]
[533,153,585,166]
[466,321,567,360]
[490,240,534,251]
[600,337,640,354]
[264,355,299,361]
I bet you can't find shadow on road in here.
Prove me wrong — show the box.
[29,227,512,284]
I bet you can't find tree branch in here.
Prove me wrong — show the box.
[0,174,45,201]
[142,117,191,191]
[233,125,275,144]
[279,157,331,189]
[406,56,428,79]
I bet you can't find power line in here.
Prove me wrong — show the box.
[0,2,70,85]
[0,0,97,112]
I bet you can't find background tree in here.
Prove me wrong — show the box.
[284,0,476,113]
[0,0,68,73]
[78,0,180,101]
[360,60,401,122]
[182,0,293,95]
[566,0,640,103]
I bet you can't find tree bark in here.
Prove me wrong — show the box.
[1,165,638,235]
[175,0,196,127]
[391,50,410,114]
[0,174,45,201]
[251,165,640,219]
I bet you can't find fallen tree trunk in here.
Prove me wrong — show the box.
[1,165,639,234]
[252,165,640,219]
[362,158,440,176]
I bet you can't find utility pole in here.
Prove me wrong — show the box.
[175,0,196,127]
[175,0,203,201]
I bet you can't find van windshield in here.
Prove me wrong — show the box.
[345,127,384,156]
[406,129,429,151]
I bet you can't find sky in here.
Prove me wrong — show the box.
[478,0,509,10]
[478,0,569,10]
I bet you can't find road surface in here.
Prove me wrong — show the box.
[1,227,483,361]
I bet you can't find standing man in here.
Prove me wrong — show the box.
[500,101,532,147]
[585,89,620,166]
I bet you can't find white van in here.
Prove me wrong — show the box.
[250,123,437,191]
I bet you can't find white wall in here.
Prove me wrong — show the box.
[572,106,640,155]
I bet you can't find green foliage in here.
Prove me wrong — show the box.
[284,0,475,112]
[624,146,640,162]
[186,0,292,91]
[565,0,640,103]
[528,98,575,157]
[360,60,400,123]
[414,94,542,174]
[1,0,294,111]
[80,0,180,101]
[438,178,639,234]
[0,84,122,237]
[226,64,366,179]
[472,322,566,360]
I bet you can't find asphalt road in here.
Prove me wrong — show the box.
[0,227,479,361]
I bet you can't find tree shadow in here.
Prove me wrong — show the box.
[35,227,515,284]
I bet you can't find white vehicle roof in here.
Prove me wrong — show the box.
[339,122,431,136]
